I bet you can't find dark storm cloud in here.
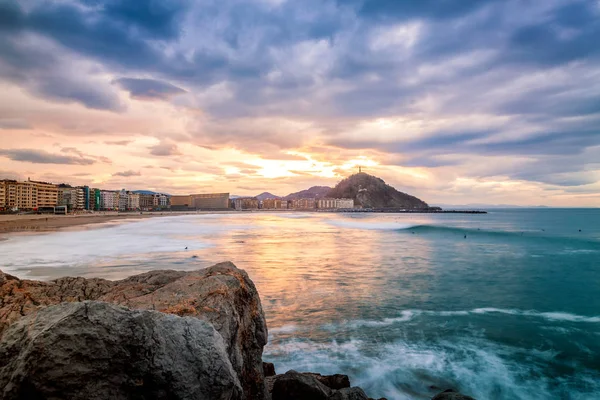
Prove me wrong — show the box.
[355,0,497,21]
[1,0,600,190]
[0,149,96,165]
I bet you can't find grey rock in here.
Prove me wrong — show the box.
[272,370,333,400]
[0,262,267,400]
[307,373,351,390]
[329,387,369,400]
[432,389,476,400]
[0,301,242,400]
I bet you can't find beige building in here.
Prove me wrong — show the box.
[291,198,316,209]
[316,198,354,209]
[31,180,58,208]
[233,197,259,210]
[0,179,58,210]
[127,192,140,210]
[171,193,229,210]
[0,182,5,210]
[261,198,285,209]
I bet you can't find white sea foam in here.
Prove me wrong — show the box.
[264,335,600,400]
[326,220,421,231]
[269,324,300,334]
[0,216,251,275]
[317,308,600,331]
[472,308,600,323]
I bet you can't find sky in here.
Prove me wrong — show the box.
[0,0,599,206]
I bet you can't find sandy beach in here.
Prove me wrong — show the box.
[0,213,167,233]
[0,211,241,234]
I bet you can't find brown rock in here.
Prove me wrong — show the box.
[264,362,277,377]
[0,262,267,400]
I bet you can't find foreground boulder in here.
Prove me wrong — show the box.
[0,262,267,400]
[268,370,387,400]
[272,371,332,400]
[0,301,242,400]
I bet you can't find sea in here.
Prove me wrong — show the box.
[1,208,599,399]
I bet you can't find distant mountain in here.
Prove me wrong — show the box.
[133,190,159,195]
[282,186,332,201]
[256,192,280,200]
[327,173,429,209]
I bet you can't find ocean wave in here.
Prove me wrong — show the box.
[319,308,600,331]
[472,308,600,323]
[264,336,600,400]
[326,220,422,230]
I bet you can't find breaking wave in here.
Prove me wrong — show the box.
[341,308,600,329]
[264,335,600,400]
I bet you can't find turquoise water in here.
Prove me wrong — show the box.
[1,209,599,399]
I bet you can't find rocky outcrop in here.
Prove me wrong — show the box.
[0,302,242,400]
[0,262,267,400]
[327,173,429,209]
[267,370,388,400]
[0,265,476,400]
[432,389,476,400]
[272,370,333,400]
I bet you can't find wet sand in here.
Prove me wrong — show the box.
[0,212,235,234]
[0,213,161,233]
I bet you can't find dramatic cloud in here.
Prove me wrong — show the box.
[0,149,96,165]
[115,78,186,100]
[112,170,141,177]
[148,140,182,156]
[0,0,599,205]
[104,140,133,146]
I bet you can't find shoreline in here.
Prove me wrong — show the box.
[0,211,234,234]
[0,208,487,235]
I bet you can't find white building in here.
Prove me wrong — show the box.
[316,198,354,209]
[100,190,119,210]
[159,194,169,207]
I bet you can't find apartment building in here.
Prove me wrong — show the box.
[261,198,285,209]
[291,198,316,210]
[139,193,155,210]
[89,188,100,211]
[159,194,169,208]
[0,179,58,211]
[233,197,259,210]
[316,198,354,209]
[31,180,59,208]
[127,192,140,211]
[171,193,229,211]
[58,186,85,211]
[100,190,119,211]
[118,190,129,211]
[0,182,5,211]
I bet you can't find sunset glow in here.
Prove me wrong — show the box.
[0,0,599,205]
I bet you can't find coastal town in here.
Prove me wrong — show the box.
[0,178,355,213]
